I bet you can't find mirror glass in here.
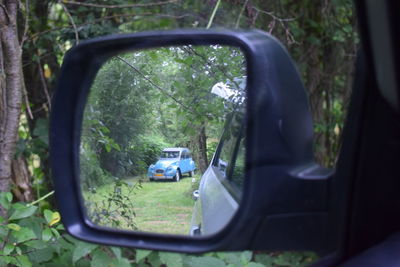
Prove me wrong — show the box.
[80,45,246,236]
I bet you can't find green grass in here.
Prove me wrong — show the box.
[83,173,200,235]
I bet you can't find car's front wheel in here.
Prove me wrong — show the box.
[174,170,181,182]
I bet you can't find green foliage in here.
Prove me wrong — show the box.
[6,1,356,266]
[85,179,141,230]
[80,45,246,182]
[0,193,318,266]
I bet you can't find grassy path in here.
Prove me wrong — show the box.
[129,174,198,235]
[86,174,199,235]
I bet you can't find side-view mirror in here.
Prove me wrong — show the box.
[50,29,333,253]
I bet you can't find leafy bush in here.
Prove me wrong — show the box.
[80,146,113,191]
[85,179,142,230]
[0,192,318,266]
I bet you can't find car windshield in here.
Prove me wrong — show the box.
[160,151,180,159]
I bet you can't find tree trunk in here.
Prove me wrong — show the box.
[196,124,208,173]
[11,155,33,201]
[0,0,25,215]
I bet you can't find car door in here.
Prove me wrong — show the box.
[180,150,188,174]
[197,112,244,235]
[188,151,196,172]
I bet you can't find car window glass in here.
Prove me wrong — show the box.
[161,151,179,158]
[213,112,244,181]
[230,136,245,190]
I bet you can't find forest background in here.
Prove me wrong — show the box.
[0,0,357,266]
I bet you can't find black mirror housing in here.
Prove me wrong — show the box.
[50,29,332,253]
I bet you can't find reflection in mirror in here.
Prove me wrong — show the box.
[80,45,246,236]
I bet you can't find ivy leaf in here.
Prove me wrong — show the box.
[72,241,98,264]
[9,204,37,220]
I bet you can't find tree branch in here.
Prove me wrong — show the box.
[20,0,29,47]
[116,56,198,116]
[206,0,221,29]
[29,13,192,41]
[36,55,52,110]
[62,0,178,9]
[60,1,79,44]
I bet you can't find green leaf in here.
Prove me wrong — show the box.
[33,118,49,145]
[44,209,53,224]
[135,249,152,263]
[216,252,244,266]
[7,223,21,231]
[51,228,61,239]
[28,247,54,263]
[25,240,47,249]
[110,246,121,259]
[187,256,226,267]
[0,226,8,238]
[247,263,266,267]
[3,243,15,255]
[240,251,252,265]
[0,192,13,210]
[42,227,53,242]
[159,252,183,267]
[110,257,131,267]
[13,227,36,243]
[91,249,111,267]
[146,251,161,267]
[9,204,37,220]
[253,254,274,266]
[105,143,111,152]
[72,241,98,264]
[14,255,32,267]
[0,256,13,265]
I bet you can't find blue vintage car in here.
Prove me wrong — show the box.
[147,148,196,182]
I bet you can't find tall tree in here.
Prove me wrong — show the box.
[0,0,33,215]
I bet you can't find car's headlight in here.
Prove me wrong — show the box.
[149,164,155,170]
[166,166,175,172]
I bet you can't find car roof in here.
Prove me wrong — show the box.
[162,147,188,152]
